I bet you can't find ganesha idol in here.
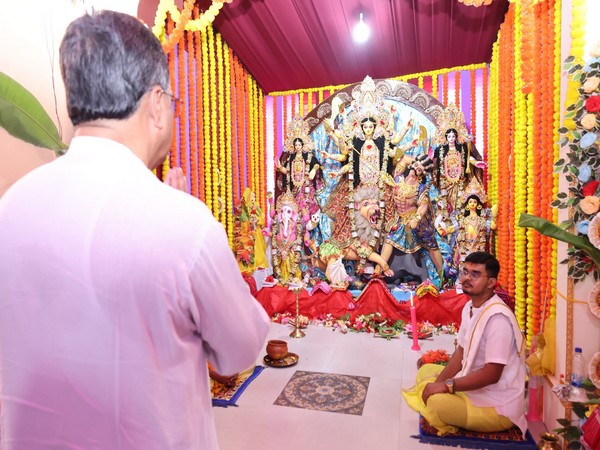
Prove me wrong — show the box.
[318,186,393,277]
[271,190,303,285]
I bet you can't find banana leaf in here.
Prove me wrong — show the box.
[519,213,600,269]
[0,72,67,153]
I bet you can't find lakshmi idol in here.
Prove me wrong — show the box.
[431,103,485,236]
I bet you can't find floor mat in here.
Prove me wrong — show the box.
[414,415,537,449]
[211,365,265,407]
[274,370,369,415]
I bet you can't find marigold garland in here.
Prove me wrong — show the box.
[230,53,240,205]
[194,6,206,202]
[177,34,187,181]
[208,25,219,217]
[167,17,177,170]
[187,21,198,198]
[482,65,489,190]
[470,69,476,144]
[550,0,561,318]
[152,0,224,53]
[261,92,267,216]
[513,0,528,332]
[216,31,226,225]
[442,73,449,105]
[455,71,461,109]
[201,27,212,214]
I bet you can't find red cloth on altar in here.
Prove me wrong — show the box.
[254,281,470,326]
[303,289,356,318]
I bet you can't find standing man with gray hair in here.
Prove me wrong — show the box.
[0,10,269,449]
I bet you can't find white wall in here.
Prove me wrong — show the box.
[0,0,139,197]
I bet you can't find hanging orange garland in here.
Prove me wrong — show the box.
[442,73,449,105]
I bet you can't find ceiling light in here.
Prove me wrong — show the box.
[352,13,370,44]
[457,0,494,6]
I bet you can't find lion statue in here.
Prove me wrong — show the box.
[318,186,393,277]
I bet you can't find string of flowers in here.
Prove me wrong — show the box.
[488,43,499,210]
[538,0,549,318]
[207,25,219,216]
[177,32,187,181]
[307,90,313,112]
[246,74,254,195]
[417,76,424,90]
[187,22,198,198]
[194,6,206,202]
[442,73,449,105]
[152,0,224,53]
[224,46,235,236]
[241,65,249,191]
[261,93,267,217]
[550,0,561,317]
[299,91,304,116]
[530,2,542,339]
[482,65,489,190]
[470,69,476,144]
[272,96,278,195]
[167,17,178,170]
[230,52,240,206]
[152,0,194,54]
[455,71,460,109]
[513,0,528,331]
[526,92,536,345]
[253,79,259,196]
[216,31,226,225]
[201,27,212,214]
[291,94,296,120]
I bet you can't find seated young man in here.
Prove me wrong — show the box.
[402,251,527,437]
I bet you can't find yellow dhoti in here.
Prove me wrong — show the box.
[402,364,513,436]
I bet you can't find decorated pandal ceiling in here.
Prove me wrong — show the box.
[235,76,495,292]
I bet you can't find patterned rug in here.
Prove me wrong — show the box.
[274,370,370,415]
[415,415,537,449]
[211,365,265,407]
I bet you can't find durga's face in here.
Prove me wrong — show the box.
[362,121,375,137]
[294,140,303,152]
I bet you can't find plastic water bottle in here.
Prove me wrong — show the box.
[571,347,585,387]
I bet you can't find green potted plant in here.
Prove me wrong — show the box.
[0,72,67,154]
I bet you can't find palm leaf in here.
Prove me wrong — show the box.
[0,72,67,153]
[519,213,600,268]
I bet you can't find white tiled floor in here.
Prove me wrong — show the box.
[214,321,542,450]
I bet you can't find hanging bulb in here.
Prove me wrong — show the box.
[352,13,370,44]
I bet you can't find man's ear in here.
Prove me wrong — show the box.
[487,277,498,290]
[146,86,166,128]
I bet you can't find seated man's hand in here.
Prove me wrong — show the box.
[422,381,449,404]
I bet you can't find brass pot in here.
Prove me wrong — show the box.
[537,432,561,450]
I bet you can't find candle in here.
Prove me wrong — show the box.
[410,306,420,351]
